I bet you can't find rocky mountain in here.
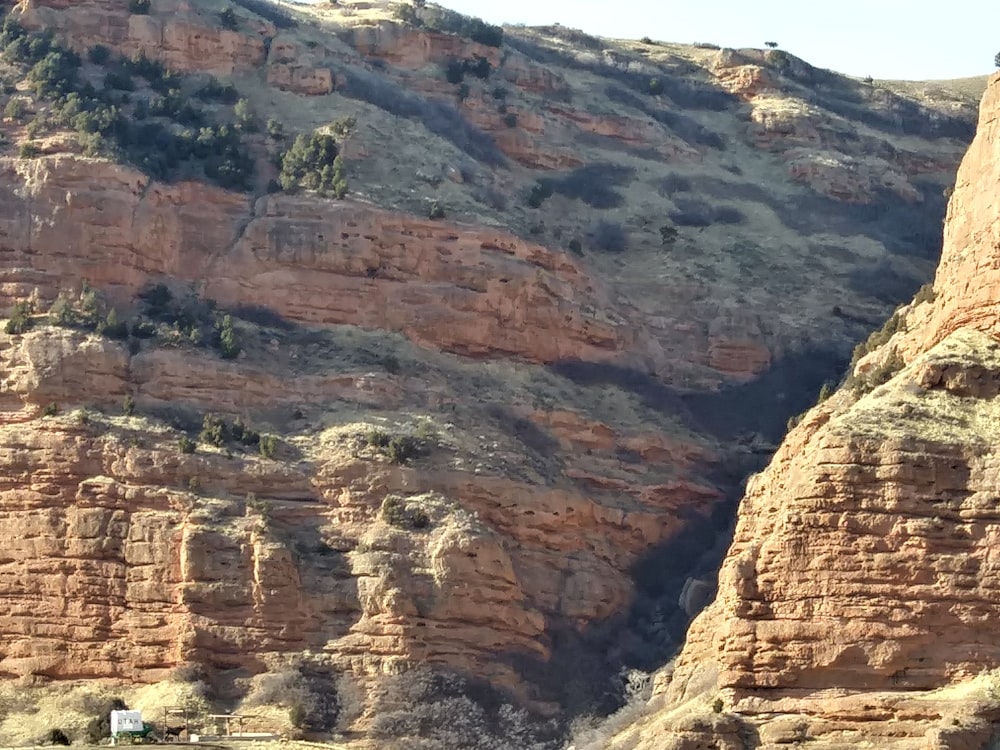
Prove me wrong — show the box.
[0,0,987,745]
[599,72,1000,750]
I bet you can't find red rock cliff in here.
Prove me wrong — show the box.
[613,72,1000,750]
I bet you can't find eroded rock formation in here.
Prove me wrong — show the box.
[610,73,1000,750]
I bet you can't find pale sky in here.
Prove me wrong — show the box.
[391,0,999,81]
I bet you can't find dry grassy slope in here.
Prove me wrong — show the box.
[11,0,985,393]
[0,0,989,745]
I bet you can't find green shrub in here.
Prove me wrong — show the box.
[648,77,663,95]
[96,308,129,340]
[195,77,239,103]
[200,413,228,446]
[123,395,136,416]
[5,300,33,334]
[217,314,240,359]
[590,220,628,252]
[364,428,391,449]
[42,402,59,417]
[128,0,151,14]
[234,97,257,131]
[103,67,134,91]
[659,224,678,246]
[220,7,238,30]
[914,282,936,305]
[279,132,348,197]
[567,238,582,255]
[427,200,445,220]
[3,29,253,190]
[381,495,429,528]
[88,44,110,64]
[526,181,552,208]
[502,112,517,127]
[817,381,834,403]
[178,435,196,454]
[47,729,71,746]
[259,434,278,458]
[387,435,420,464]
[4,96,26,120]
[138,283,173,318]
[266,117,284,140]
[329,116,356,137]
[391,4,421,26]
[444,59,465,84]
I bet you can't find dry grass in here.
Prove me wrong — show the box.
[834,329,1000,444]
[0,677,209,745]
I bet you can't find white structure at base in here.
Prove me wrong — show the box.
[111,710,144,735]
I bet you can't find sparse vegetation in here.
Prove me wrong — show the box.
[670,197,745,227]
[370,669,561,749]
[589,220,628,253]
[259,434,278,459]
[234,97,257,131]
[231,0,297,28]
[767,48,791,70]
[87,44,110,65]
[243,664,340,732]
[5,300,33,334]
[849,348,905,395]
[127,0,151,14]
[47,729,71,746]
[659,224,678,246]
[220,7,238,30]
[533,163,635,210]
[266,117,284,140]
[914,282,937,305]
[817,381,834,403]
[381,495,428,528]
[218,314,241,359]
[397,5,503,47]
[526,181,553,208]
[428,200,445,219]
[199,413,262,451]
[0,21,256,189]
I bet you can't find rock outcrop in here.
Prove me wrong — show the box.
[610,73,1000,750]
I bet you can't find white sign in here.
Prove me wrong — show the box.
[110,710,144,735]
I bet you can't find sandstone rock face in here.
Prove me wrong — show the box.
[0,0,988,739]
[18,0,269,75]
[0,324,719,709]
[612,73,1000,749]
[0,156,633,367]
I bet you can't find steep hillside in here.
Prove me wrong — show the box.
[0,0,986,745]
[603,73,1000,750]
